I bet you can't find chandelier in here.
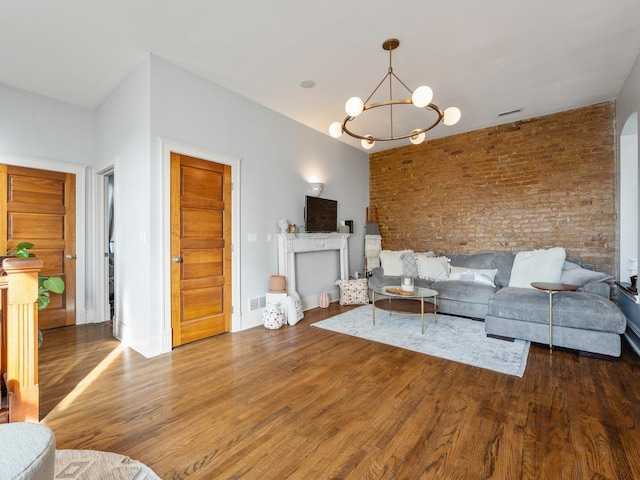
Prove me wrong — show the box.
[329,38,461,150]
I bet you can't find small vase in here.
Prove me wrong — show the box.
[319,291,330,308]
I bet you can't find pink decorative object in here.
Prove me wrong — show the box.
[335,278,369,305]
[319,291,330,308]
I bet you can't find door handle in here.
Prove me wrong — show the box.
[66,254,76,260]
[172,257,183,263]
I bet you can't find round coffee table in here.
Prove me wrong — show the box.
[531,282,579,353]
[371,286,439,334]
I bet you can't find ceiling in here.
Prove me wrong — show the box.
[1,0,639,153]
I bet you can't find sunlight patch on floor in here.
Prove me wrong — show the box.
[42,343,125,418]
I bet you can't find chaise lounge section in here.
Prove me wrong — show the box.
[485,287,627,357]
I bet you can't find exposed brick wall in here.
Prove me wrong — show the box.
[369,102,617,274]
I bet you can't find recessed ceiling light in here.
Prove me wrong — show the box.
[300,80,316,89]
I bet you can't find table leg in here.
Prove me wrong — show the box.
[433,296,438,323]
[547,291,554,353]
[372,290,376,325]
[421,297,425,334]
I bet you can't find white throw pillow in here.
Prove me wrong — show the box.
[416,256,450,281]
[448,267,498,287]
[379,250,413,276]
[286,292,304,326]
[508,247,566,289]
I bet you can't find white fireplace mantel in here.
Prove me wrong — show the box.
[277,233,350,294]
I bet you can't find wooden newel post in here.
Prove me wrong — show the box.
[2,257,43,422]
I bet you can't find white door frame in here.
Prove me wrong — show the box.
[160,138,242,353]
[0,152,87,324]
[93,156,117,329]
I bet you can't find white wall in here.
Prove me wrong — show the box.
[0,83,94,164]
[148,55,369,334]
[617,51,640,281]
[94,57,160,355]
[0,82,93,323]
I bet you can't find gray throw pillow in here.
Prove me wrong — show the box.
[401,253,419,277]
[560,267,612,287]
[401,252,435,277]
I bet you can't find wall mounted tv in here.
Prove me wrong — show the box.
[305,195,338,233]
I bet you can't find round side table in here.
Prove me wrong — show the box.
[531,282,579,353]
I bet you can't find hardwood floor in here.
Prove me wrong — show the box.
[39,304,640,479]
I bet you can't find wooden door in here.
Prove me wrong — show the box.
[0,164,76,329]
[170,153,232,347]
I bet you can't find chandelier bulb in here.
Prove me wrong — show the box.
[329,121,343,138]
[345,97,364,117]
[412,86,433,108]
[361,136,375,150]
[443,107,462,126]
[409,129,425,145]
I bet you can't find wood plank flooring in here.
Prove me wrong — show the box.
[39,304,640,479]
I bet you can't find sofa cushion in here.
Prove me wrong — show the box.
[508,247,566,289]
[560,264,612,287]
[494,251,515,288]
[487,287,626,333]
[416,256,450,281]
[379,250,413,276]
[445,252,496,270]
[432,280,498,304]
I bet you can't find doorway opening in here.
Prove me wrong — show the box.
[620,112,638,281]
[94,157,116,330]
[107,173,115,321]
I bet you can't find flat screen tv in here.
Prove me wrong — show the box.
[305,196,337,233]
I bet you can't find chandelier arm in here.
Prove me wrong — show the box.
[362,71,391,106]
[342,100,445,142]
[390,71,414,96]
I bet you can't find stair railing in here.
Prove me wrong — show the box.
[0,257,43,423]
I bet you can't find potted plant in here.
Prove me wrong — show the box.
[4,242,65,345]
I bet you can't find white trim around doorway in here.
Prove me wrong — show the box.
[0,151,87,325]
[92,156,117,330]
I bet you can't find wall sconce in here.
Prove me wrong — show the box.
[308,182,324,197]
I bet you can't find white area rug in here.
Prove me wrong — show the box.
[312,305,530,377]
[55,449,161,479]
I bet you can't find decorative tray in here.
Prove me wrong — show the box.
[385,287,415,296]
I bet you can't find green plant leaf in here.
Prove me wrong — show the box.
[43,277,65,294]
[15,242,35,258]
[38,290,51,310]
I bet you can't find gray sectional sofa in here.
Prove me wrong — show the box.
[368,251,627,357]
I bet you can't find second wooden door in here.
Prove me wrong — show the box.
[170,153,232,347]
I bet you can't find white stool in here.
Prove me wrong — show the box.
[0,422,56,480]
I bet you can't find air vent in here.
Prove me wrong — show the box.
[248,295,266,311]
[498,108,523,117]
